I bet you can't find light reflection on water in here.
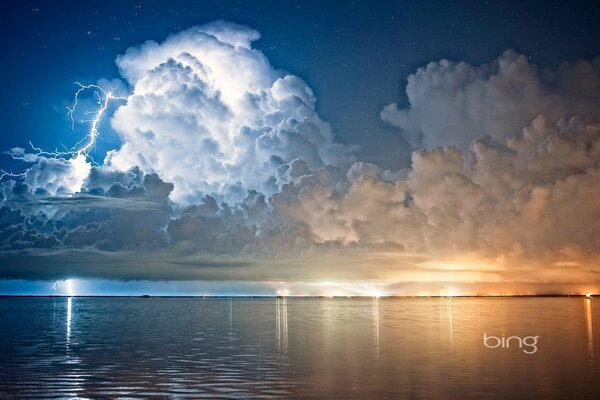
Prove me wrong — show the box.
[276,297,288,353]
[0,297,599,399]
[586,298,594,357]
[66,297,72,347]
[439,296,454,349]
[373,297,379,354]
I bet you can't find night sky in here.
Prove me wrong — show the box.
[1,0,600,295]
[3,0,600,169]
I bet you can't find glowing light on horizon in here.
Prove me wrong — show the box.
[65,279,75,297]
[314,281,388,298]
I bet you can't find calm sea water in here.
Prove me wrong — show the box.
[0,297,598,399]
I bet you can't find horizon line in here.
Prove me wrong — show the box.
[0,294,595,299]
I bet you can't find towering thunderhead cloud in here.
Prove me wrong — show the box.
[106,21,352,203]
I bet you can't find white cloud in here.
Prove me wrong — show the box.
[106,21,351,204]
[381,50,600,149]
[7,151,91,196]
[271,52,600,284]
[280,114,600,280]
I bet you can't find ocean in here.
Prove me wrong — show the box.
[0,297,598,399]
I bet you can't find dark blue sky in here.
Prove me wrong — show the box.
[2,0,599,170]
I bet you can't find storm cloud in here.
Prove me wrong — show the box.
[106,21,352,204]
[1,22,600,294]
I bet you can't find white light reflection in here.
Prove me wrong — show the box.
[585,298,593,357]
[228,298,235,349]
[323,297,328,345]
[64,280,75,348]
[276,297,288,352]
[66,297,72,346]
[229,298,233,331]
[439,295,453,349]
[373,297,380,356]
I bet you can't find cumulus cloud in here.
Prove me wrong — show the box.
[381,50,600,149]
[276,51,600,287]
[272,119,600,291]
[284,116,600,251]
[1,21,600,294]
[5,149,91,196]
[106,21,352,204]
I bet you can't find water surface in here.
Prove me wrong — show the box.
[0,297,598,399]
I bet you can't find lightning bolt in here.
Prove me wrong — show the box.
[66,82,128,158]
[0,169,26,181]
[1,82,128,181]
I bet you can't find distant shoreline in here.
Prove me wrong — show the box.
[0,294,595,299]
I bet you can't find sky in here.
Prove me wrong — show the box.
[1,0,600,295]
